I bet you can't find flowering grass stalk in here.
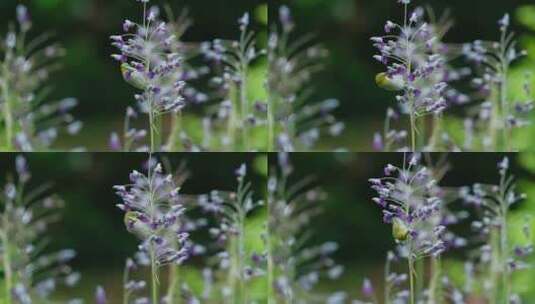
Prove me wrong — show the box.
[370,154,447,304]
[0,156,79,303]
[114,158,190,303]
[0,5,81,151]
[268,6,344,151]
[463,15,532,151]
[201,14,266,151]
[267,153,344,302]
[197,164,264,303]
[112,1,186,152]
[461,157,531,303]
[372,1,450,151]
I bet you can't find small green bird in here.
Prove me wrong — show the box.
[392,217,410,242]
[121,63,148,90]
[375,72,405,91]
[124,211,151,240]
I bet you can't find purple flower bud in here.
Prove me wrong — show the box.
[95,286,107,304]
[16,5,31,31]
[108,132,122,151]
[111,54,127,62]
[385,21,396,33]
[123,20,135,32]
[373,133,384,151]
[279,6,294,31]
[362,278,374,297]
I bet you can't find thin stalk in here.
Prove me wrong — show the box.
[429,114,442,151]
[228,237,238,304]
[151,248,159,304]
[427,257,442,304]
[1,229,13,304]
[123,263,130,304]
[489,230,500,304]
[267,93,274,152]
[226,83,239,150]
[240,64,249,151]
[149,104,156,152]
[239,211,247,303]
[489,92,500,151]
[408,253,416,304]
[404,2,416,152]
[1,79,14,150]
[167,265,180,304]
[266,202,275,304]
[415,259,424,297]
[166,111,182,151]
[501,211,510,302]
[410,109,416,151]
[499,29,510,152]
[500,67,510,151]
[147,159,159,304]
[384,256,391,304]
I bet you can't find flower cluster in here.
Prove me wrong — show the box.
[113,159,192,304]
[459,157,531,302]
[267,153,345,302]
[369,154,447,259]
[462,15,532,151]
[373,6,472,152]
[372,2,449,150]
[114,161,191,267]
[0,5,81,151]
[199,13,266,151]
[0,156,80,303]
[268,6,344,151]
[111,2,186,151]
[202,164,265,302]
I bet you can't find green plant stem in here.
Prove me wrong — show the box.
[490,230,500,304]
[167,265,180,304]
[166,112,182,151]
[228,237,238,304]
[427,257,441,304]
[429,115,442,151]
[1,229,13,304]
[240,65,249,151]
[1,79,13,150]
[123,266,130,304]
[501,214,510,302]
[226,84,239,150]
[151,246,159,304]
[267,94,274,152]
[266,218,274,303]
[499,28,510,152]
[384,256,391,304]
[489,95,500,151]
[410,110,416,151]
[149,107,156,152]
[147,159,159,304]
[408,251,415,304]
